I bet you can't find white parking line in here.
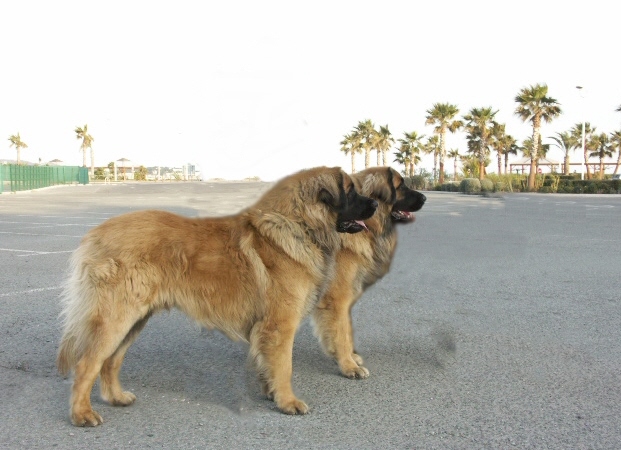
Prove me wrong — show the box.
[0,231,83,238]
[0,220,99,226]
[0,286,63,298]
[0,247,73,256]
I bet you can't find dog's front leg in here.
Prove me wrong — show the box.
[249,316,308,415]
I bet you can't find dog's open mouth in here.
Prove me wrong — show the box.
[391,210,415,222]
[337,219,369,233]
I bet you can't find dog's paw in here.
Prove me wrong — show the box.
[110,391,136,406]
[277,397,309,415]
[71,408,104,427]
[339,355,370,379]
[341,364,370,379]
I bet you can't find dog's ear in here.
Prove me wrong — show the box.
[371,168,396,204]
[318,188,336,207]
[318,171,345,209]
[388,168,400,203]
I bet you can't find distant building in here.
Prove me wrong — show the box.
[183,163,196,180]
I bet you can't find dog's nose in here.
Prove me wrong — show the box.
[420,194,427,203]
[370,199,378,209]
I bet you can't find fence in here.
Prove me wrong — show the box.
[0,165,89,193]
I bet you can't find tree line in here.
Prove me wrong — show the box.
[7,125,95,177]
[341,83,621,191]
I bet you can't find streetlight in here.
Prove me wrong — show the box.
[576,86,586,180]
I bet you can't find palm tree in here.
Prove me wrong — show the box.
[549,131,575,175]
[610,129,621,175]
[423,135,441,183]
[463,107,497,180]
[514,84,562,190]
[521,136,553,175]
[395,131,424,177]
[75,124,95,177]
[425,103,463,184]
[374,125,394,166]
[393,147,409,174]
[447,148,460,181]
[569,122,596,179]
[502,136,518,175]
[490,123,517,175]
[355,119,377,169]
[340,132,362,173]
[8,133,28,165]
[589,133,613,179]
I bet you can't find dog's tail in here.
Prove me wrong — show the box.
[57,244,117,376]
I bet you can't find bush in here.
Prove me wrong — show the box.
[555,179,621,194]
[480,179,494,192]
[459,178,481,194]
[439,182,460,192]
[406,175,427,190]
[494,182,508,192]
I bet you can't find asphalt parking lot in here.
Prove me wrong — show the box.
[1,181,620,449]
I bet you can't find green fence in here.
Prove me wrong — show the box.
[0,165,89,193]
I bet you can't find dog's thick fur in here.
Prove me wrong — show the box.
[57,166,377,426]
[313,167,426,378]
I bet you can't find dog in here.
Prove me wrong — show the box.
[57,166,377,426]
[313,167,426,378]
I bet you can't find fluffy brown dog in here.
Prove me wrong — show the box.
[57,166,377,426]
[313,167,426,378]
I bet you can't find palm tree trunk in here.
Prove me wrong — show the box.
[365,149,370,169]
[584,148,591,179]
[82,147,87,168]
[454,159,457,181]
[564,155,569,175]
[497,152,502,175]
[351,153,356,174]
[377,150,381,166]
[382,150,387,166]
[504,154,509,174]
[90,148,94,180]
[613,152,621,175]
[528,124,540,190]
[599,158,604,179]
[438,130,446,184]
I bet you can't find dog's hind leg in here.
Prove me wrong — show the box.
[69,309,149,427]
[100,313,151,407]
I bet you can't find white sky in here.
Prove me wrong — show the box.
[2,0,620,181]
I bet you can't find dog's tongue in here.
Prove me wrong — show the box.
[355,220,369,231]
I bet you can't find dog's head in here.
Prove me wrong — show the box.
[317,168,378,234]
[354,167,426,224]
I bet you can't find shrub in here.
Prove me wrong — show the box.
[460,178,481,194]
[406,175,427,190]
[480,179,494,192]
[439,182,460,192]
[494,182,507,192]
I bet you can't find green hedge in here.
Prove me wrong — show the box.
[480,179,494,192]
[436,182,460,192]
[460,178,481,194]
[405,175,426,190]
